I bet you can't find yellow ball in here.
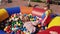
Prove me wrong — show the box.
[16,22,18,24]
[25,32,30,34]
[4,26,8,31]
[28,14,32,16]
[30,18,34,21]
[18,24,20,26]
[23,31,30,34]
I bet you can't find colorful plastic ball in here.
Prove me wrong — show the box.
[21,31,24,34]
[11,31,15,34]
[16,30,21,34]
[34,16,37,21]
[41,26,45,30]
[38,25,41,28]
[23,27,27,31]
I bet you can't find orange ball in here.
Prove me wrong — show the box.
[38,24,41,27]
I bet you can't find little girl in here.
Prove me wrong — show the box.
[22,15,40,33]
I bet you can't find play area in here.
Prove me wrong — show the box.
[0,6,60,34]
[0,0,60,34]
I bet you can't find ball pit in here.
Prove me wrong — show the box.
[3,13,48,34]
[0,6,59,34]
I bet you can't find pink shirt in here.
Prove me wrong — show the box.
[23,21,36,33]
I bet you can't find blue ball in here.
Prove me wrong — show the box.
[24,14,27,16]
[34,16,37,21]
[11,31,15,34]
[23,27,27,31]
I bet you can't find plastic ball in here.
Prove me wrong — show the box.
[11,31,15,34]
[16,30,21,34]
[21,31,24,34]
[45,26,48,29]
[16,22,18,25]
[18,24,20,26]
[41,26,45,30]
[14,18,19,21]
[29,15,33,18]
[6,29,12,34]
[30,18,34,21]
[38,25,41,28]
[24,14,27,16]
[4,26,8,31]
[23,27,27,31]
[12,28,18,31]
[28,14,32,16]
[34,16,37,21]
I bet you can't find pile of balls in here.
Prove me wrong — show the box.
[3,13,48,34]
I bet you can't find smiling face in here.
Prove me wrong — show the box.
[44,6,48,10]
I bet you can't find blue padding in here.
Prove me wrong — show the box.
[50,13,58,18]
[0,30,6,34]
[5,7,20,16]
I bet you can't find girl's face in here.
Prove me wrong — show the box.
[44,6,48,10]
[22,16,30,22]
